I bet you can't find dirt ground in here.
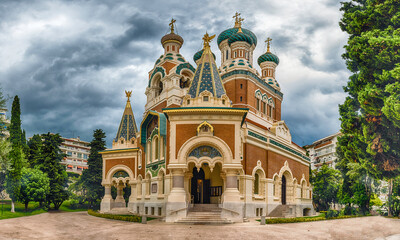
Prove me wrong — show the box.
[0,212,400,240]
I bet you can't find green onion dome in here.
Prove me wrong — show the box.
[161,32,184,46]
[193,49,216,62]
[217,28,257,46]
[228,31,254,46]
[257,52,279,65]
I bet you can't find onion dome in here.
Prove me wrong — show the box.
[258,52,279,65]
[161,18,184,47]
[193,49,216,62]
[228,30,253,46]
[258,37,279,65]
[217,28,257,46]
[161,32,184,47]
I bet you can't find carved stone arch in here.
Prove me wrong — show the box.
[251,160,266,178]
[105,164,135,185]
[262,93,268,102]
[278,161,293,181]
[268,97,275,107]
[255,89,262,98]
[177,135,233,167]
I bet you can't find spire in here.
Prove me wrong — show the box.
[115,91,138,142]
[187,33,227,98]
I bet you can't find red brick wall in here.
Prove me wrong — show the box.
[267,151,309,184]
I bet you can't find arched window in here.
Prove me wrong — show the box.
[153,136,159,162]
[172,45,175,51]
[254,173,259,194]
[256,97,260,111]
[262,101,266,114]
[162,172,165,194]
[158,81,163,95]
[268,105,273,118]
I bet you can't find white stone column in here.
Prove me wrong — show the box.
[128,181,136,211]
[166,169,187,222]
[100,184,114,212]
[221,169,243,222]
[114,184,126,208]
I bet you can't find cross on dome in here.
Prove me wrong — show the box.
[265,37,272,52]
[169,18,176,33]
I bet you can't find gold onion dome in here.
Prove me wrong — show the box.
[161,18,184,47]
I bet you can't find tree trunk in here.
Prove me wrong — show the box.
[11,200,15,213]
[25,201,29,212]
[388,179,393,217]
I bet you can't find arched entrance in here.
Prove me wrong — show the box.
[281,175,286,205]
[189,163,223,204]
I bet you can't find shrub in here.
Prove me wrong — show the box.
[87,209,142,222]
[326,209,340,218]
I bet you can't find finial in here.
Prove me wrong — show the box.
[203,32,215,48]
[125,90,132,102]
[237,17,244,33]
[169,18,176,33]
[265,37,272,52]
[233,12,244,28]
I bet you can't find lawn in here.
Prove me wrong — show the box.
[0,199,89,220]
[0,200,46,220]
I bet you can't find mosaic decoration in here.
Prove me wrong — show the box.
[187,63,202,97]
[189,146,222,158]
[148,67,165,87]
[212,63,226,97]
[175,62,195,75]
[221,70,283,97]
[113,171,129,178]
[198,62,214,94]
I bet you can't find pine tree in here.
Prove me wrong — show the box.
[37,133,68,210]
[27,134,43,168]
[80,129,106,207]
[6,96,25,212]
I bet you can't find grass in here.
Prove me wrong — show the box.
[87,209,155,223]
[0,200,46,220]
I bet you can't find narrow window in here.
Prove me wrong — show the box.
[269,105,272,118]
[240,84,243,89]
[203,96,209,102]
[234,51,237,58]
[256,97,260,111]
[254,173,259,194]
[167,46,169,51]
[262,102,266,114]
[240,96,243,102]
[172,45,175,51]
[226,50,228,60]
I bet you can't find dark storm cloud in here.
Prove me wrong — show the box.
[0,0,349,146]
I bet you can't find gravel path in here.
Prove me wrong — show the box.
[0,212,399,240]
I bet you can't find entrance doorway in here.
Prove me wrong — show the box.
[281,175,286,205]
[190,163,223,204]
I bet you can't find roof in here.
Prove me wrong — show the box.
[187,37,226,98]
[115,94,138,142]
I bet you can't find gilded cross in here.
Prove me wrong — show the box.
[233,12,241,21]
[125,90,132,102]
[169,18,176,33]
[265,37,272,52]
[203,32,215,48]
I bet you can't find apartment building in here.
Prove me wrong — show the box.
[59,136,90,174]
[305,132,342,170]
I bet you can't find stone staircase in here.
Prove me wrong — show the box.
[176,204,233,225]
[268,205,296,218]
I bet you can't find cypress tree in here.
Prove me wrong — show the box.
[6,96,24,212]
[80,129,106,207]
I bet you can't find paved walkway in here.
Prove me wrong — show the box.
[0,212,399,240]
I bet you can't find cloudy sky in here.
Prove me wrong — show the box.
[0,0,349,147]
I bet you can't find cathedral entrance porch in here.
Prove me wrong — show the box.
[189,163,223,205]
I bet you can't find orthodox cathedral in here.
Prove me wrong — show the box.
[99,13,313,223]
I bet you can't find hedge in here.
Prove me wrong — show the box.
[88,209,142,222]
[264,214,368,224]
